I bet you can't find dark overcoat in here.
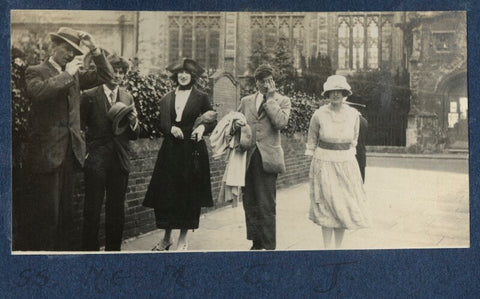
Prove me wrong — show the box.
[143,87,216,228]
[355,115,368,182]
[25,54,113,173]
[81,86,140,173]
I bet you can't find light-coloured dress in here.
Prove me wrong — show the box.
[305,103,371,229]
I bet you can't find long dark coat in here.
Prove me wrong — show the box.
[143,87,216,229]
[25,55,113,172]
[355,115,368,182]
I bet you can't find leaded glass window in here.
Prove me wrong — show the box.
[249,14,305,68]
[337,14,393,70]
[168,14,221,74]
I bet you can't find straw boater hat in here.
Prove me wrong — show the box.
[321,75,353,97]
[49,27,85,55]
[166,58,205,77]
[107,102,135,136]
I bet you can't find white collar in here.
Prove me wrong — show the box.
[103,85,119,103]
[48,57,62,73]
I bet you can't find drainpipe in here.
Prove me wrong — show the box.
[119,14,126,56]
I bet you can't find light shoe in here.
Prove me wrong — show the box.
[176,241,188,251]
[152,239,173,251]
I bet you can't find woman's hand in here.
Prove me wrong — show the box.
[191,125,205,142]
[171,126,184,139]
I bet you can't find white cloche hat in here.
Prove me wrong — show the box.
[321,75,352,97]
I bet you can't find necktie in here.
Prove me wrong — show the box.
[258,95,266,115]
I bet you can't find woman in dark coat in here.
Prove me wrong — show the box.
[143,58,216,251]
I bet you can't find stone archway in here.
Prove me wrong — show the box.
[436,71,468,149]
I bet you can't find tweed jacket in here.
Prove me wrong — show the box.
[81,86,140,173]
[25,53,113,173]
[237,91,291,174]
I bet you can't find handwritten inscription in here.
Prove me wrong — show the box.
[82,266,133,294]
[312,261,357,293]
[10,260,357,294]
[14,269,50,288]
[240,261,357,294]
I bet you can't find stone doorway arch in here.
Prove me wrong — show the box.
[436,71,468,149]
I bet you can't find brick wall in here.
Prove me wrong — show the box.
[69,134,311,247]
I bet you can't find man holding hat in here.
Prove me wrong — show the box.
[80,54,139,251]
[15,27,113,251]
[235,64,291,250]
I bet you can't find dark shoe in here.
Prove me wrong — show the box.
[152,239,173,251]
[249,241,263,250]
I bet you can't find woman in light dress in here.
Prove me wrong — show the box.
[305,75,371,249]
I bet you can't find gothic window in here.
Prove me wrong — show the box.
[182,17,193,59]
[265,16,277,49]
[168,14,221,74]
[381,19,392,66]
[337,14,393,70]
[168,17,180,64]
[208,17,221,71]
[367,17,379,69]
[292,16,305,68]
[352,16,365,70]
[279,17,290,39]
[250,14,305,68]
[251,16,263,49]
[338,17,350,70]
[195,17,208,69]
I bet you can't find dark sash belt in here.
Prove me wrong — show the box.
[317,140,351,150]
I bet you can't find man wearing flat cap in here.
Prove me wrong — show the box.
[80,54,139,251]
[15,27,114,251]
[235,64,291,250]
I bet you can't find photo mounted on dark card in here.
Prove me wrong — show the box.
[10,10,468,254]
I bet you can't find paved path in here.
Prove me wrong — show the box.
[122,158,469,252]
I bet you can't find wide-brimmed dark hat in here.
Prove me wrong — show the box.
[166,58,204,77]
[49,27,84,55]
[107,102,135,136]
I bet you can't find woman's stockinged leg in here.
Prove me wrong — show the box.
[164,229,172,242]
[151,229,173,251]
[322,227,333,249]
[334,228,345,249]
[177,229,188,250]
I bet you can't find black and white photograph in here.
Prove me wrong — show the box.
[10,9,468,253]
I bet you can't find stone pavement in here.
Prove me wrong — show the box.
[121,161,469,252]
